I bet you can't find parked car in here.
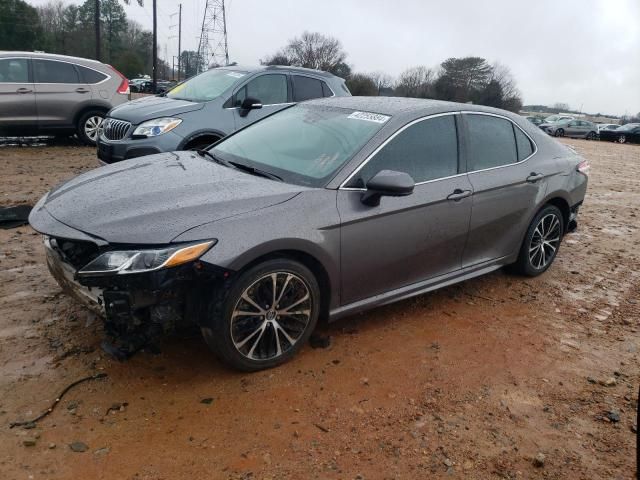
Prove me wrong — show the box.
[97,65,350,164]
[30,97,588,370]
[598,122,640,144]
[525,116,544,126]
[540,119,598,139]
[543,114,575,124]
[597,123,620,132]
[0,51,129,145]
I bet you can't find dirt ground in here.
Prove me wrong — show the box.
[0,138,638,480]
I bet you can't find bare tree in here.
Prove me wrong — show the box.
[395,66,434,98]
[552,102,571,112]
[368,71,394,94]
[261,31,350,77]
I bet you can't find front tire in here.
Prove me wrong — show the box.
[512,205,564,277]
[587,131,597,140]
[201,259,320,371]
[617,134,627,144]
[554,128,564,137]
[77,110,105,146]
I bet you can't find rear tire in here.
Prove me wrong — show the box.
[512,205,564,277]
[201,259,320,371]
[77,110,105,146]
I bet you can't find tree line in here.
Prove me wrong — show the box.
[262,31,524,112]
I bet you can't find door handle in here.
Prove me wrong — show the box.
[75,88,90,93]
[16,87,32,94]
[447,189,472,201]
[526,172,544,183]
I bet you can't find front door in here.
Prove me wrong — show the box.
[460,113,559,267]
[0,57,37,135]
[338,113,473,304]
[232,73,292,131]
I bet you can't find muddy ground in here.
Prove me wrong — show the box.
[0,138,638,480]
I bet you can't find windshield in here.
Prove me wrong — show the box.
[212,105,389,187]
[618,123,639,131]
[167,69,246,102]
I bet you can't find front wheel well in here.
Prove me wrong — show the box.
[234,250,332,323]
[182,134,222,150]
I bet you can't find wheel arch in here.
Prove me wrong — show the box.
[225,246,335,323]
[72,103,110,127]
[178,129,226,150]
[544,196,571,231]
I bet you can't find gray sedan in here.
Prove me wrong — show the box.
[540,119,599,139]
[29,97,588,371]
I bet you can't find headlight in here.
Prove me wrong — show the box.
[133,117,182,137]
[77,241,215,277]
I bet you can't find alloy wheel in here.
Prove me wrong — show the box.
[84,115,104,142]
[529,213,561,269]
[618,135,626,144]
[230,272,312,361]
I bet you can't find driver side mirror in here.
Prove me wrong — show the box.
[239,97,262,117]
[361,170,415,206]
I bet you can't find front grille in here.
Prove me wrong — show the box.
[50,237,101,270]
[102,118,131,141]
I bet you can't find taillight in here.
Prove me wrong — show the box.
[577,159,590,176]
[108,65,130,95]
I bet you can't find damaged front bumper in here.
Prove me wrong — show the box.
[44,236,226,358]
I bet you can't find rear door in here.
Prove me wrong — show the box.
[231,73,291,130]
[338,113,473,304]
[0,57,37,134]
[460,113,557,267]
[33,59,90,129]
[291,74,335,100]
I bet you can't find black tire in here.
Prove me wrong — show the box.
[201,258,321,371]
[554,128,564,137]
[587,131,597,140]
[512,205,564,277]
[76,110,105,146]
[617,134,627,144]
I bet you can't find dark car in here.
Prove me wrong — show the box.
[30,97,588,371]
[97,65,350,164]
[599,123,640,144]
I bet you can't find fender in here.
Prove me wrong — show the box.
[177,128,227,149]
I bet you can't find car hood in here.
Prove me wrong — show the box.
[108,95,204,124]
[32,152,305,245]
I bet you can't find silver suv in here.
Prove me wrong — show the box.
[97,65,350,164]
[0,51,129,145]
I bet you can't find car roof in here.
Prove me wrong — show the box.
[301,96,523,120]
[0,51,104,66]
[215,64,338,79]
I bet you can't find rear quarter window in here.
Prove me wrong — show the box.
[77,65,108,84]
[292,75,324,102]
[514,126,534,161]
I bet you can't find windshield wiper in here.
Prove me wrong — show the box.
[196,149,230,167]
[228,161,283,182]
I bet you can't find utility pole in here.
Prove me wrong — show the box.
[152,0,157,92]
[197,0,229,73]
[94,0,101,61]
[170,4,183,81]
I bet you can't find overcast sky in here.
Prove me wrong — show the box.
[28,0,639,116]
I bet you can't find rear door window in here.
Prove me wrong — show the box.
[465,114,517,171]
[0,58,29,83]
[351,114,459,186]
[292,75,324,102]
[34,59,79,84]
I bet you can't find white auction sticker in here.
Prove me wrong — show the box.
[347,111,390,124]
[226,72,245,78]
